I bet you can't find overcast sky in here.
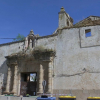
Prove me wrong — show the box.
[0,0,100,44]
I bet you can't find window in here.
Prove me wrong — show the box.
[85,29,91,37]
[67,21,69,26]
[21,73,37,82]
[67,19,69,26]
[30,73,36,82]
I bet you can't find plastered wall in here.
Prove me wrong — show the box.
[34,25,100,100]
[0,41,24,94]
[53,26,100,90]
[31,25,100,90]
[1,25,100,99]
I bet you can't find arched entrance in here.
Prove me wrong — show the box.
[3,49,55,96]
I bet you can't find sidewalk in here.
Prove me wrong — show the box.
[0,96,38,100]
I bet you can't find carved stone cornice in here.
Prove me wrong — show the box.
[7,63,18,67]
[33,50,55,61]
[5,49,56,62]
[6,57,18,67]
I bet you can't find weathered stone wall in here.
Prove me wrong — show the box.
[80,25,100,47]
[53,26,100,90]
[36,26,100,90]
[35,25,100,99]
[0,41,24,94]
[1,25,100,99]
[36,36,57,50]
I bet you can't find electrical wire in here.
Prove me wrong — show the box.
[0,38,16,39]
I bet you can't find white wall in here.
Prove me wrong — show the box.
[0,41,24,94]
[1,25,100,94]
[53,26,100,90]
[35,25,100,90]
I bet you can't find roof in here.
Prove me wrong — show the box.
[74,16,100,27]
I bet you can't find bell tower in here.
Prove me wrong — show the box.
[58,7,73,28]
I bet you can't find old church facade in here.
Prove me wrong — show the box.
[0,7,100,100]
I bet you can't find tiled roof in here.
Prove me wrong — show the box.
[74,16,100,27]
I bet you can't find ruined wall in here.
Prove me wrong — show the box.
[0,41,24,94]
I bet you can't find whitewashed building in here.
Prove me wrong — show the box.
[0,7,100,100]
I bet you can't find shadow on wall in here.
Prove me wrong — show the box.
[0,60,8,94]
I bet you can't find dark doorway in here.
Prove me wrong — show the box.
[20,72,37,96]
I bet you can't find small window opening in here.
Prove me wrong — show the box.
[67,19,69,26]
[21,73,37,82]
[85,29,91,37]
[30,73,36,82]
[67,21,69,26]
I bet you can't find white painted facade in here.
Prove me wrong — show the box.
[0,41,24,94]
[36,26,100,90]
[0,7,100,100]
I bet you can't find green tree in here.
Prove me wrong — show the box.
[13,34,25,41]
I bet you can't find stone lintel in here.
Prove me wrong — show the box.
[7,63,18,67]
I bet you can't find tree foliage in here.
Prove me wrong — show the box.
[13,34,25,41]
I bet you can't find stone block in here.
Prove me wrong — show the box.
[9,96,22,100]
[22,97,37,100]
[0,96,8,100]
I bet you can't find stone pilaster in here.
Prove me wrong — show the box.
[38,64,44,93]
[4,66,11,94]
[47,62,52,93]
[18,72,21,96]
[11,65,18,95]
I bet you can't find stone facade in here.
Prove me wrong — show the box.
[0,41,24,94]
[0,7,100,100]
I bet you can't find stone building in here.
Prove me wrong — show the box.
[0,7,100,100]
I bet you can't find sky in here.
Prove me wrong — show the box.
[0,0,100,44]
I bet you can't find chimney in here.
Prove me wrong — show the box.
[58,7,73,28]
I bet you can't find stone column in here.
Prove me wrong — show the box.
[18,72,21,96]
[47,62,52,93]
[38,64,44,93]
[4,66,11,94]
[11,65,18,95]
